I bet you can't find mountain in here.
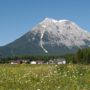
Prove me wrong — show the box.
[0,18,90,56]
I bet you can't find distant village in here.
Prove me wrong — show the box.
[0,54,67,64]
[10,58,66,65]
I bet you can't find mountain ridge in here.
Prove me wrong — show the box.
[0,18,90,56]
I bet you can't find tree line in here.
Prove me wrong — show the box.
[66,48,90,64]
[0,48,90,64]
[0,55,65,63]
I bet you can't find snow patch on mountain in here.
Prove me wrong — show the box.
[40,30,48,53]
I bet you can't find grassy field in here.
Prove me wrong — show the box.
[0,64,90,90]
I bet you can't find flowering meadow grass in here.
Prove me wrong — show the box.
[0,64,90,90]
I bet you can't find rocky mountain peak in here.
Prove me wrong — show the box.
[0,18,90,56]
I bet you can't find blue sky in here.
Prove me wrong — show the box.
[0,0,90,46]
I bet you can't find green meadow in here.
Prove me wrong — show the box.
[0,64,90,90]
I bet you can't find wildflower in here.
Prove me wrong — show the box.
[54,70,57,74]
[37,89,40,90]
